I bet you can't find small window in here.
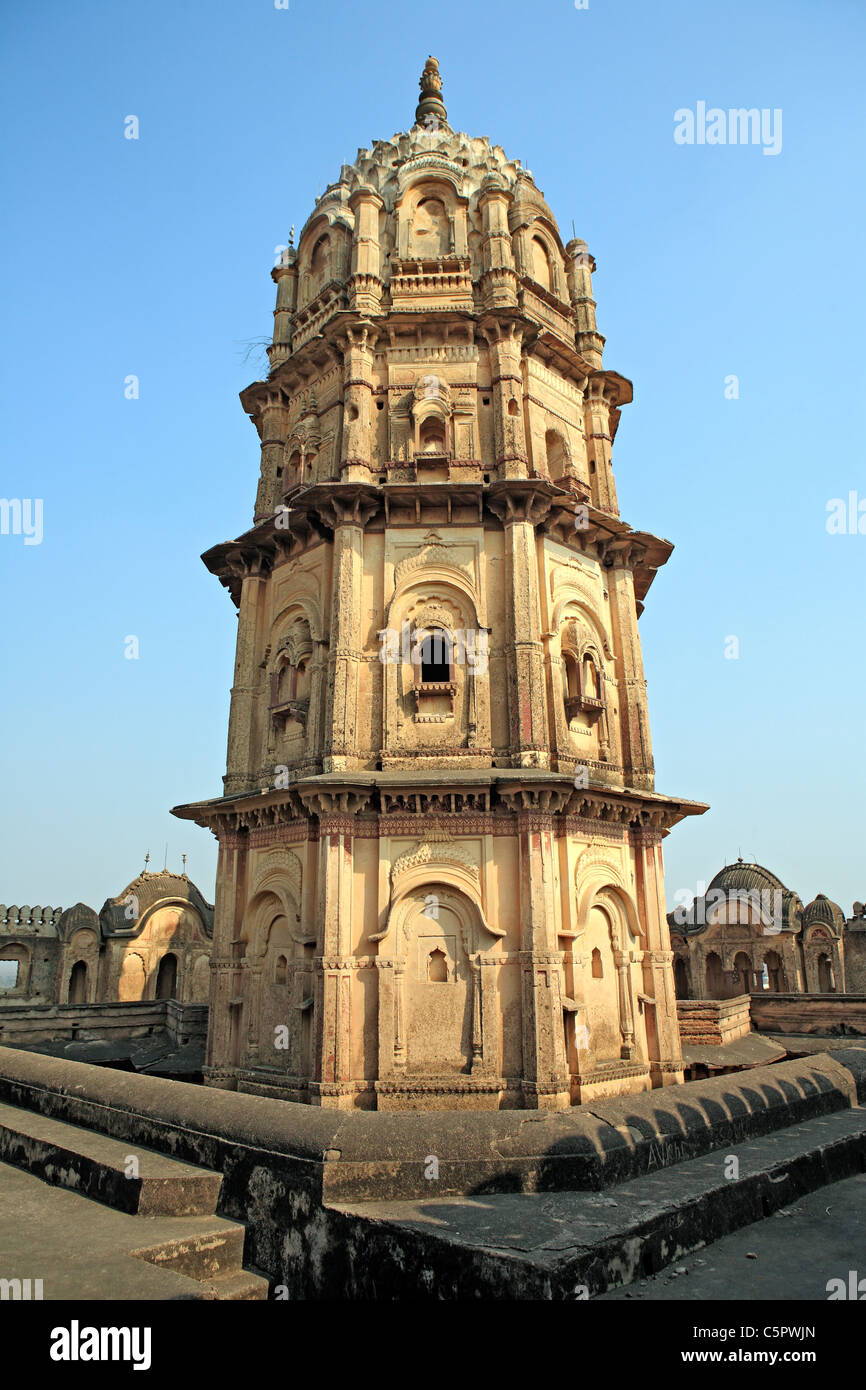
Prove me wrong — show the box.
[482,396,490,406]
[275,954,288,986]
[419,417,446,454]
[428,948,448,983]
[0,960,19,990]
[419,631,451,684]
[591,948,603,979]
[582,655,599,699]
[376,400,384,411]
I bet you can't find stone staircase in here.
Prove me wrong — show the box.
[0,1100,268,1300]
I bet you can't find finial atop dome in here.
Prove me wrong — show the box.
[414,55,447,131]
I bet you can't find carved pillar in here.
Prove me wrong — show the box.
[205,826,248,1085]
[481,320,528,478]
[478,957,500,1077]
[224,560,269,795]
[301,790,370,1108]
[609,557,655,791]
[613,946,637,1059]
[565,238,604,369]
[584,376,618,514]
[339,325,378,482]
[503,791,570,1108]
[253,389,288,522]
[477,177,517,310]
[304,638,328,767]
[268,252,297,372]
[347,186,384,316]
[246,962,264,1061]
[488,485,551,768]
[320,490,377,770]
[631,826,683,1081]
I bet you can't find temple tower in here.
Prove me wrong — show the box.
[173,59,706,1110]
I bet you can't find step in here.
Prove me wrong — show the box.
[197,1268,271,1301]
[0,1160,264,1301]
[130,1220,246,1281]
[0,1100,223,1216]
[330,1105,866,1298]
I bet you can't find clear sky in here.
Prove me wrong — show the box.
[1,0,863,916]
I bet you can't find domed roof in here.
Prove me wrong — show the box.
[290,58,561,256]
[56,902,100,940]
[707,859,787,895]
[668,859,803,935]
[803,893,845,933]
[99,871,214,939]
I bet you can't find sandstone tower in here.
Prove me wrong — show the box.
[173,58,706,1110]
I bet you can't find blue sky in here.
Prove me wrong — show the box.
[1,0,863,915]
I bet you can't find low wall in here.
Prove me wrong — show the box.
[1,1043,865,1296]
[0,1000,208,1049]
[749,993,866,1036]
[677,995,751,1045]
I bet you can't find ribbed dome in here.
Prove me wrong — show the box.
[803,893,845,932]
[99,871,214,938]
[56,902,100,940]
[707,860,787,895]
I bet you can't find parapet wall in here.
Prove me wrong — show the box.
[0,1000,208,1049]
[749,992,866,1036]
[1,1044,864,1298]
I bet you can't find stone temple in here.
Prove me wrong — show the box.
[173,57,707,1110]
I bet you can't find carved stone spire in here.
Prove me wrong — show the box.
[414,55,447,131]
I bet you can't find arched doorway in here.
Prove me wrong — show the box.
[764,950,785,993]
[155,953,178,1000]
[674,956,690,1000]
[69,960,88,1004]
[817,953,835,992]
[733,951,752,994]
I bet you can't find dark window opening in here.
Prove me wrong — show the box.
[156,953,178,1001]
[419,631,452,684]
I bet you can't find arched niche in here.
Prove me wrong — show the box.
[269,613,314,742]
[118,950,147,1002]
[296,214,351,308]
[575,865,641,944]
[382,582,487,751]
[581,903,623,1062]
[375,876,502,1081]
[239,889,297,1071]
[247,848,303,929]
[532,235,553,292]
[545,428,569,479]
[411,196,450,257]
[395,177,468,260]
[554,603,612,761]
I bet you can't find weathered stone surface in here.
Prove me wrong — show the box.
[172,57,708,1113]
[2,1046,863,1298]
